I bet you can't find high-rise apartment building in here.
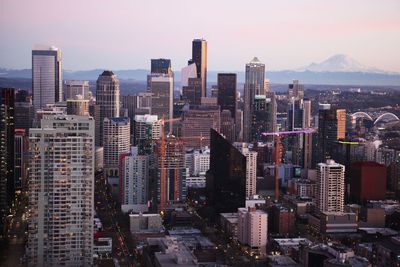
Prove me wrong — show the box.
[0,88,15,231]
[244,57,265,142]
[317,160,345,213]
[27,115,94,266]
[32,46,62,111]
[217,73,237,120]
[181,105,220,148]
[191,39,207,97]
[120,147,149,213]
[67,95,89,116]
[95,70,120,146]
[234,143,258,198]
[64,80,90,100]
[238,207,268,249]
[103,117,130,177]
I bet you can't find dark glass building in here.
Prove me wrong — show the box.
[151,58,172,75]
[206,129,246,214]
[182,77,202,105]
[0,88,15,231]
[251,93,276,142]
[192,39,207,97]
[217,73,237,120]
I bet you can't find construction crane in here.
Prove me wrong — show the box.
[260,128,317,201]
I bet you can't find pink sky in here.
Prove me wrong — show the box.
[1,0,399,72]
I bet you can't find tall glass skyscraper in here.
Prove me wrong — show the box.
[95,70,120,146]
[244,57,265,142]
[191,39,207,97]
[217,73,237,120]
[32,46,62,111]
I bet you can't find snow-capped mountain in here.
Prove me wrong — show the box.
[300,54,386,73]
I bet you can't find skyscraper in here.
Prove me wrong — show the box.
[317,105,346,162]
[148,74,174,121]
[181,63,197,87]
[191,39,207,97]
[151,58,172,75]
[206,129,246,214]
[67,95,89,116]
[251,93,277,142]
[220,109,235,143]
[95,70,120,146]
[287,80,304,100]
[14,129,28,191]
[244,57,265,142]
[64,80,90,100]
[234,143,258,198]
[217,73,237,120]
[181,105,220,148]
[120,147,149,213]
[317,160,345,213]
[157,135,187,211]
[182,77,202,105]
[32,46,62,111]
[0,88,14,231]
[103,117,130,178]
[27,115,94,266]
[133,114,162,154]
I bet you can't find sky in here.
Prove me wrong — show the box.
[1,0,400,72]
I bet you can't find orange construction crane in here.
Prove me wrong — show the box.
[260,129,316,201]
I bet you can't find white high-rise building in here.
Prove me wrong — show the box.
[103,117,130,178]
[234,143,258,198]
[238,207,268,248]
[120,147,149,213]
[317,160,345,213]
[192,149,210,176]
[133,114,162,141]
[181,63,197,87]
[32,46,62,111]
[27,115,94,267]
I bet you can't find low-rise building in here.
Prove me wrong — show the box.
[129,213,163,233]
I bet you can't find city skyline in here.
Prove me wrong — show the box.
[1,0,400,72]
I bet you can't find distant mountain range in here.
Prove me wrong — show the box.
[1,54,399,86]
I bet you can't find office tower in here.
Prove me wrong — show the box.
[64,80,89,100]
[217,73,237,120]
[287,79,304,100]
[201,96,218,106]
[181,105,220,149]
[157,135,187,211]
[148,74,174,121]
[317,105,346,162]
[234,143,258,198]
[16,89,29,102]
[235,109,244,142]
[67,95,89,115]
[264,79,270,93]
[14,129,28,191]
[251,93,277,142]
[317,160,345,212]
[350,162,387,203]
[133,114,162,154]
[32,46,62,111]
[120,147,149,212]
[182,77,202,105]
[181,63,197,87]
[244,57,265,142]
[206,129,246,214]
[302,98,312,128]
[191,39,207,97]
[27,115,94,266]
[95,70,120,146]
[220,110,235,142]
[287,99,303,131]
[151,58,172,75]
[15,101,34,132]
[103,117,130,178]
[0,88,15,231]
[238,207,268,248]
